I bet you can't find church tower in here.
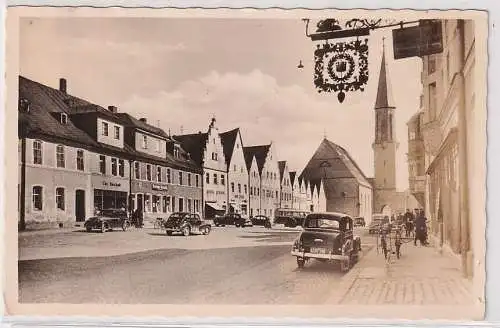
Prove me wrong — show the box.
[372,41,398,193]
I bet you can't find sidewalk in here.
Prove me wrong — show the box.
[325,239,482,319]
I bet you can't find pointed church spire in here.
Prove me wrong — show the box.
[375,39,396,109]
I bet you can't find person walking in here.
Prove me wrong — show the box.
[414,210,427,246]
[404,209,414,238]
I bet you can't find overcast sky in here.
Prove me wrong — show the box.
[20,17,423,191]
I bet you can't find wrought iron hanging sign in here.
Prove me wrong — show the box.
[303,18,421,103]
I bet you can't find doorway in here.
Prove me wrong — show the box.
[75,190,85,222]
[179,198,184,212]
[137,194,144,211]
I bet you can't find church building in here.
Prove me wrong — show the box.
[371,42,420,217]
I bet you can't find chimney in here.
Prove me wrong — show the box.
[59,78,67,93]
[139,118,147,123]
[108,105,117,113]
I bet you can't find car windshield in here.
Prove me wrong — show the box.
[168,213,187,222]
[305,217,341,229]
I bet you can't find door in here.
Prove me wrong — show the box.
[179,198,184,212]
[137,194,144,211]
[75,190,86,222]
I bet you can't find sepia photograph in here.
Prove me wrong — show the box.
[4,7,487,320]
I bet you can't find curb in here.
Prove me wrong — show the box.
[325,245,376,304]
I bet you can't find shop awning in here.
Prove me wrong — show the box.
[206,203,225,211]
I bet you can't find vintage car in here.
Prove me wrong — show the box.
[84,209,131,233]
[250,215,271,227]
[213,213,252,227]
[368,214,386,234]
[291,212,361,272]
[164,212,212,236]
[353,217,366,227]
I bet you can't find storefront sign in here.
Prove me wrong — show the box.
[102,181,121,187]
[152,184,168,191]
[91,175,129,192]
[393,20,443,59]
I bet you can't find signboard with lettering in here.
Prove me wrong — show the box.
[152,184,168,191]
[91,175,129,192]
[393,20,443,60]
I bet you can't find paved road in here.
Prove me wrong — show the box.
[19,226,373,304]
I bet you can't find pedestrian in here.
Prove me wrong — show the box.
[404,209,414,238]
[414,210,427,246]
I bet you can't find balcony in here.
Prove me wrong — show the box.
[409,176,426,206]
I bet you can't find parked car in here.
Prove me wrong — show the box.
[368,214,385,234]
[213,213,252,227]
[251,215,271,227]
[164,212,211,236]
[291,212,361,272]
[84,208,131,233]
[353,217,366,227]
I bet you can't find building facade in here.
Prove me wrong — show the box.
[407,111,426,207]
[420,19,478,280]
[278,161,293,209]
[220,128,249,216]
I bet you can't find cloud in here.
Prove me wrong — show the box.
[119,69,375,175]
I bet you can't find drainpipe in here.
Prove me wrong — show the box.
[19,133,27,231]
[457,19,471,278]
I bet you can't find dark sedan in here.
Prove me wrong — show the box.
[251,215,271,227]
[84,209,131,233]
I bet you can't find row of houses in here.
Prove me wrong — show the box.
[18,76,328,230]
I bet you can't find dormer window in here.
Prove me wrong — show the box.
[142,135,148,149]
[174,145,181,158]
[60,113,68,124]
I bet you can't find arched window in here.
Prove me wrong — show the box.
[33,140,42,165]
[56,145,65,168]
[56,187,65,210]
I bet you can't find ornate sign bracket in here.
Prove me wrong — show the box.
[302,18,420,103]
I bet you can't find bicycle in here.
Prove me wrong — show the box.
[154,217,165,230]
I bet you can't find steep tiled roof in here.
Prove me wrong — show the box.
[299,138,371,188]
[219,128,239,166]
[289,171,297,185]
[243,148,255,171]
[278,161,287,181]
[173,132,208,167]
[243,145,270,174]
[116,113,169,138]
[18,76,98,148]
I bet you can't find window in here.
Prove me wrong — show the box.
[152,195,160,213]
[240,167,243,173]
[76,150,84,171]
[56,187,65,210]
[276,191,279,198]
[231,183,235,193]
[155,139,160,152]
[206,173,210,184]
[429,82,437,120]
[146,165,152,181]
[195,175,199,187]
[56,145,65,168]
[233,164,237,172]
[221,175,225,185]
[212,152,218,161]
[162,196,170,213]
[60,113,68,124]
[111,158,118,176]
[187,199,192,213]
[102,122,109,136]
[167,169,171,183]
[188,173,191,186]
[99,155,106,174]
[114,126,120,140]
[142,135,148,149]
[174,145,180,158]
[118,159,125,177]
[33,140,42,164]
[145,194,152,212]
[238,184,241,193]
[179,172,184,185]
[32,186,43,211]
[213,173,218,184]
[171,196,176,212]
[135,162,140,179]
[157,166,162,182]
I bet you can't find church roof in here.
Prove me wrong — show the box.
[375,43,396,109]
[299,138,371,188]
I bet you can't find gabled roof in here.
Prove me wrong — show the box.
[375,44,396,109]
[219,128,239,166]
[289,171,297,185]
[18,76,98,148]
[116,113,169,138]
[278,161,287,181]
[243,144,271,174]
[299,138,371,188]
[173,132,208,166]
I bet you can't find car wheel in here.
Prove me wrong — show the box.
[86,226,92,232]
[182,226,191,236]
[340,258,350,273]
[297,257,305,269]
[166,231,173,236]
[202,226,211,235]
[100,223,107,233]
[122,220,130,231]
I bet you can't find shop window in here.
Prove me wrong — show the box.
[56,187,65,211]
[102,122,109,136]
[99,155,106,174]
[146,164,152,181]
[56,145,65,168]
[114,126,120,140]
[221,175,225,185]
[118,159,125,177]
[32,186,43,211]
[135,162,140,179]
[167,168,171,183]
[111,158,118,176]
[157,166,162,182]
[33,140,42,165]
[77,150,84,171]
[187,173,191,186]
[179,172,184,185]
[162,196,169,213]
